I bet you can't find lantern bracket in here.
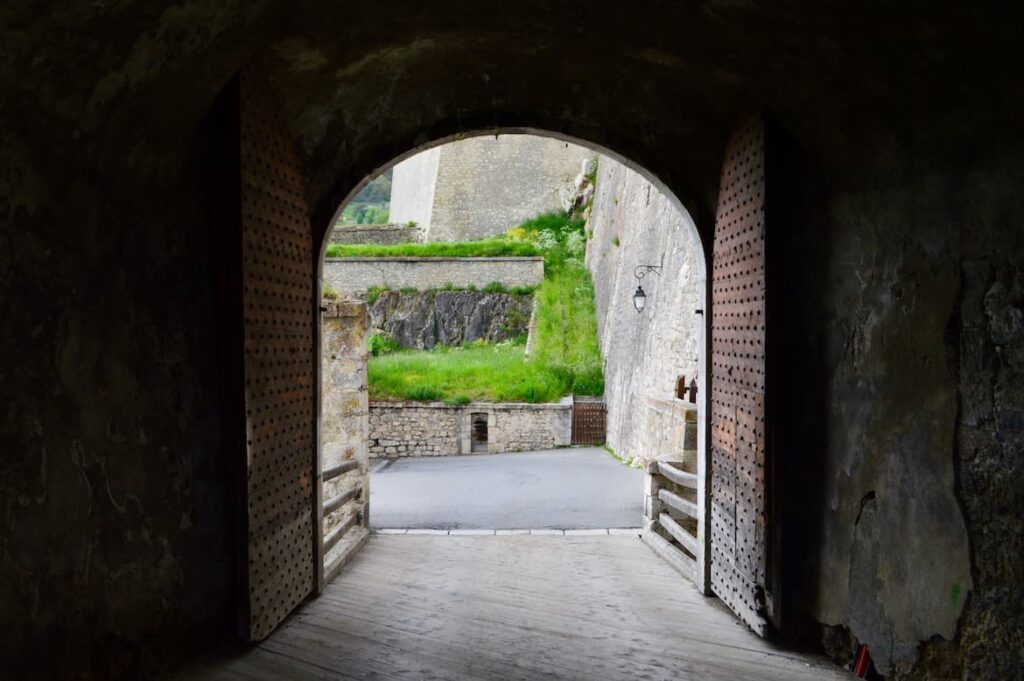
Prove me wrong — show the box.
[633,258,663,281]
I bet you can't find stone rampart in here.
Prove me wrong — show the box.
[584,156,705,464]
[368,398,572,457]
[390,135,593,241]
[330,224,423,245]
[323,256,543,294]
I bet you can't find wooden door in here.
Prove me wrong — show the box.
[709,114,771,637]
[239,65,316,641]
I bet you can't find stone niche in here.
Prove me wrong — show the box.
[368,398,573,457]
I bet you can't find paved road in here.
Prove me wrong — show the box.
[369,447,643,530]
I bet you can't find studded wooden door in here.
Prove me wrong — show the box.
[239,66,316,641]
[709,114,770,637]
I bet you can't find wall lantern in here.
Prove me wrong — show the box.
[632,260,663,313]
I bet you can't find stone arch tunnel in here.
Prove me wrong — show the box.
[1,3,1022,679]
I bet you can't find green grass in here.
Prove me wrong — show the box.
[369,341,573,403]
[366,283,536,301]
[366,210,604,403]
[325,239,539,259]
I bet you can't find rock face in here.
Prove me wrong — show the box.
[369,290,533,348]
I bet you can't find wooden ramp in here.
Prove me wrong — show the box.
[179,535,844,680]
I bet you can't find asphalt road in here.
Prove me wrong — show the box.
[369,447,643,530]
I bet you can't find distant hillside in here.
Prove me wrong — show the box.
[339,168,393,224]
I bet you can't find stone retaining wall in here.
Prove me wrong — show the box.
[330,224,423,245]
[323,256,544,294]
[368,398,572,457]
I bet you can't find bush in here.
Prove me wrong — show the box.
[404,384,443,401]
[366,286,389,305]
[322,284,340,300]
[369,333,400,357]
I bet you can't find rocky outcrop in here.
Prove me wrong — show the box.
[369,290,533,348]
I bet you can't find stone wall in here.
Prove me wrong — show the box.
[329,224,423,245]
[370,289,533,349]
[389,146,441,230]
[368,398,572,457]
[320,299,370,539]
[323,256,544,294]
[4,7,1022,679]
[390,135,593,241]
[585,156,705,465]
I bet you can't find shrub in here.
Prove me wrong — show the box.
[366,286,389,305]
[404,384,443,401]
[369,333,400,357]
[322,284,340,300]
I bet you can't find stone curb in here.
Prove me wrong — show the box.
[371,528,643,536]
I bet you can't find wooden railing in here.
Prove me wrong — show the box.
[321,459,368,584]
[642,460,700,584]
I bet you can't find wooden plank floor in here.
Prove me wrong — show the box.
[178,535,845,680]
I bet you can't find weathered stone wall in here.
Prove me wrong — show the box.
[585,156,705,465]
[389,146,441,231]
[390,135,593,241]
[320,299,369,537]
[329,224,423,245]
[3,5,1022,679]
[323,256,543,294]
[369,290,533,349]
[368,399,572,457]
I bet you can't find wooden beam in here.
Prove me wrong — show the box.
[323,513,357,554]
[658,512,699,557]
[658,488,699,519]
[324,486,360,515]
[322,460,359,482]
[641,529,696,583]
[656,461,697,489]
[324,527,369,584]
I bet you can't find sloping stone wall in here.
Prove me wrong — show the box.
[584,156,705,465]
[323,256,543,294]
[329,224,423,245]
[389,146,441,231]
[370,290,533,349]
[390,135,593,241]
[369,399,572,457]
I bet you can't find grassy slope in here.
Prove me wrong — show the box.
[325,240,539,258]
[367,212,603,403]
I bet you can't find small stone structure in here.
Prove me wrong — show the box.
[390,135,594,241]
[368,398,573,457]
[323,256,544,294]
[320,299,370,578]
[370,289,533,349]
[329,224,423,245]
